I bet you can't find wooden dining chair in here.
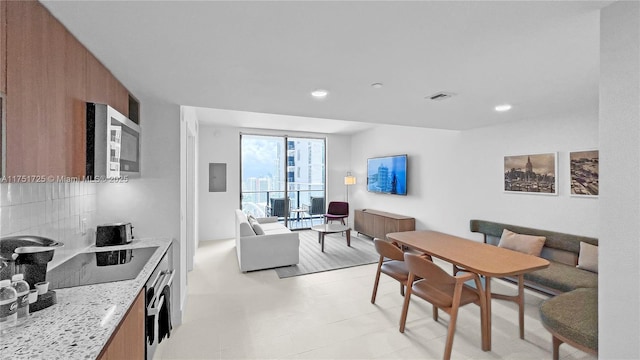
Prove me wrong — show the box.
[371,238,410,304]
[400,253,487,360]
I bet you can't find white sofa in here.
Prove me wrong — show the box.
[235,209,300,272]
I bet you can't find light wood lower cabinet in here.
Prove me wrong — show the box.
[354,209,415,240]
[98,289,145,360]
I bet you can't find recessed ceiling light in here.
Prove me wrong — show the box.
[495,104,512,112]
[371,83,383,89]
[311,89,328,99]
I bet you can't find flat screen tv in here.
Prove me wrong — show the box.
[367,154,408,195]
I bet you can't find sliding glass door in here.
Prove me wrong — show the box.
[286,137,326,229]
[240,134,325,229]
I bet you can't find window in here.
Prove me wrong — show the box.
[240,134,326,229]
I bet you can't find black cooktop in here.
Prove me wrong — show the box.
[47,246,158,290]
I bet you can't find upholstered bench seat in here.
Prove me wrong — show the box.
[470,219,598,295]
[525,262,598,294]
[540,288,598,359]
[470,219,598,358]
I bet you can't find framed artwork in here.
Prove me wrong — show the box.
[570,150,598,197]
[504,152,557,195]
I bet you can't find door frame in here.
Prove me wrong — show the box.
[180,107,198,275]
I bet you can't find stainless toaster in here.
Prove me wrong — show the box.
[96,223,133,247]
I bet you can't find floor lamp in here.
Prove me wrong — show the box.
[344,172,356,229]
[344,172,356,203]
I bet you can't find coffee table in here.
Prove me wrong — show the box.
[311,224,351,252]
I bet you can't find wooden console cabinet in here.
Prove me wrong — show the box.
[354,209,415,240]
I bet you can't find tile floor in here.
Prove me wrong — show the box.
[154,234,597,360]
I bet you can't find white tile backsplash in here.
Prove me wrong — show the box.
[0,181,98,268]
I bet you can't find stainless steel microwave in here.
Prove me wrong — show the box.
[86,103,141,179]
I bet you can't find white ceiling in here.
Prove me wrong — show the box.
[42,1,611,133]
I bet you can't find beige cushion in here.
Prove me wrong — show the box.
[498,229,546,256]
[577,242,598,273]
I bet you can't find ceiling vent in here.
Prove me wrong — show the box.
[427,92,456,101]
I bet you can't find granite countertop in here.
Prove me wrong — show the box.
[0,237,172,360]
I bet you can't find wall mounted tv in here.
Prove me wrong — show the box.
[367,154,408,195]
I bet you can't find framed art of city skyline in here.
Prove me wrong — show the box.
[570,150,599,197]
[504,152,557,195]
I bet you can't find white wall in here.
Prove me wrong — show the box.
[350,125,461,232]
[351,113,599,241]
[197,123,351,241]
[197,125,240,241]
[459,115,599,238]
[96,96,183,323]
[599,1,640,358]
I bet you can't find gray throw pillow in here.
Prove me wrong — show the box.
[252,222,265,235]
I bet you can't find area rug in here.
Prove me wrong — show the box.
[275,230,379,278]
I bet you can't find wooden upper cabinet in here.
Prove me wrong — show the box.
[1,0,7,93]
[1,0,6,177]
[4,1,130,178]
[86,53,129,118]
[65,30,88,178]
[6,0,63,176]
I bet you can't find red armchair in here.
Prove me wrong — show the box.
[324,201,349,225]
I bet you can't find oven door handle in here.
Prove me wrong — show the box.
[148,271,163,290]
[146,269,175,313]
[147,292,165,316]
[161,269,175,288]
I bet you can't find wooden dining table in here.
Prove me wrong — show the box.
[386,230,550,351]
